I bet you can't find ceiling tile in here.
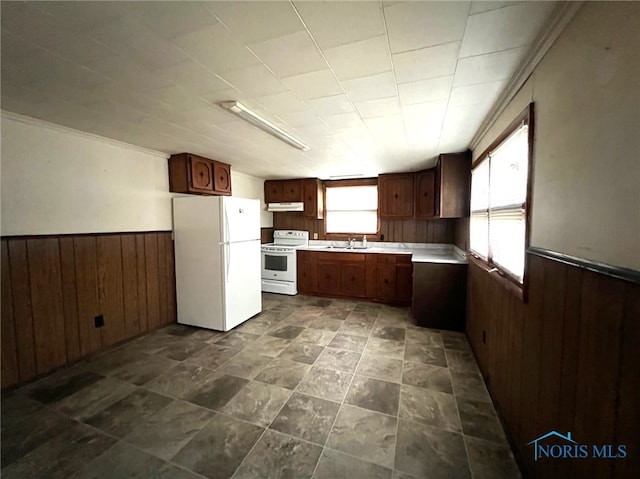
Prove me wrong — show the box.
[398,76,453,105]
[460,2,556,58]
[172,23,260,74]
[127,31,190,72]
[449,80,506,106]
[321,112,366,130]
[282,69,343,100]
[207,1,303,43]
[218,64,287,97]
[31,1,125,34]
[469,1,518,15]
[384,1,470,53]
[341,72,398,103]
[403,100,448,132]
[88,15,149,56]
[306,94,355,116]
[155,62,232,97]
[293,1,385,49]
[278,108,322,127]
[356,97,402,119]
[254,92,308,115]
[324,35,392,81]
[131,2,220,40]
[249,30,327,78]
[393,41,460,83]
[453,47,526,86]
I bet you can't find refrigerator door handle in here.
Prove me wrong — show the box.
[224,204,230,244]
[224,243,230,283]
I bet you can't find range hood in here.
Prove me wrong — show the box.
[267,202,304,212]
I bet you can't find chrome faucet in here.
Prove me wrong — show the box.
[348,238,355,248]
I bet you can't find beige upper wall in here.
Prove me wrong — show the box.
[473,2,640,271]
[231,170,273,228]
[1,113,270,235]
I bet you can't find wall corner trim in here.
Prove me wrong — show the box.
[469,1,584,151]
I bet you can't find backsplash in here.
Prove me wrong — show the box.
[273,212,455,243]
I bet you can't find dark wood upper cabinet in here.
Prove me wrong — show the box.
[414,169,436,218]
[264,180,283,203]
[282,179,303,202]
[378,173,414,218]
[169,153,232,196]
[303,178,324,219]
[212,161,232,195]
[437,152,471,218]
[264,179,303,203]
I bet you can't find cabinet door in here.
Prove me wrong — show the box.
[415,169,436,218]
[297,251,317,294]
[264,180,283,203]
[303,179,323,219]
[395,260,413,304]
[340,263,366,298]
[376,263,396,303]
[317,261,341,294]
[379,174,414,218]
[213,161,232,195]
[283,180,303,202]
[438,153,471,218]
[189,155,214,193]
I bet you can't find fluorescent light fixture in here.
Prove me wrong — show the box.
[328,173,365,179]
[221,101,309,151]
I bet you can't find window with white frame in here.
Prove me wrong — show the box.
[325,183,378,234]
[470,105,533,284]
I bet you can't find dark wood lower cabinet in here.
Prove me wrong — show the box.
[298,251,412,305]
[412,262,467,331]
[317,261,341,295]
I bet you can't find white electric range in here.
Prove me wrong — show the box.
[261,230,309,295]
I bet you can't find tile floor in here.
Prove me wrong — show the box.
[1,293,521,479]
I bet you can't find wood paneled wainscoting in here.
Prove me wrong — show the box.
[1,231,176,389]
[466,249,639,479]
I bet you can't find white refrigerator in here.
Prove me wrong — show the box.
[172,196,262,331]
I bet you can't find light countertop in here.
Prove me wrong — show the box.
[298,241,467,265]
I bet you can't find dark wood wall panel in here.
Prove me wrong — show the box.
[1,231,176,389]
[59,238,81,362]
[135,234,149,332]
[1,242,19,387]
[27,238,67,375]
[121,235,140,337]
[74,236,102,356]
[144,234,160,330]
[273,212,454,243]
[97,235,126,346]
[614,284,640,477]
[466,253,639,479]
[7,240,37,381]
[163,233,177,327]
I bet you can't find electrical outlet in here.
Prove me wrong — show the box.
[94,314,105,328]
[313,233,318,240]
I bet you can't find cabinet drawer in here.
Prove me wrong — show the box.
[317,252,365,262]
[376,254,397,264]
